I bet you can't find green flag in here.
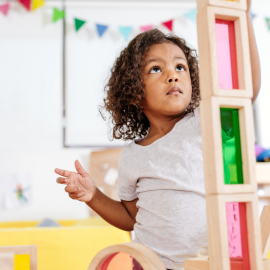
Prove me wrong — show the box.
[266,18,270,31]
[52,8,65,23]
[75,18,86,32]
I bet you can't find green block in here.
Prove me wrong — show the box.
[220,108,243,185]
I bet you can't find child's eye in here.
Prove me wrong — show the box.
[149,66,161,73]
[176,65,185,71]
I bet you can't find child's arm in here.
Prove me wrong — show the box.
[247,0,261,103]
[87,190,138,231]
[55,160,138,231]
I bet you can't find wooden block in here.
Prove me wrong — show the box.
[256,163,270,184]
[88,242,166,270]
[197,6,252,100]
[185,258,270,270]
[0,246,37,270]
[200,97,256,194]
[185,256,209,270]
[197,0,247,11]
[264,259,270,270]
[260,206,270,259]
[206,194,263,270]
[0,253,14,270]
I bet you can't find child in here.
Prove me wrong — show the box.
[55,7,260,269]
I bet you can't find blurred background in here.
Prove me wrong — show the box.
[0,0,270,223]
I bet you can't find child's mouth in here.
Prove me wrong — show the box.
[167,86,182,95]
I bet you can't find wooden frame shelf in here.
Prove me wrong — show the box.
[197,6,252,100]
[197,0,247,11]
[205,194,263,270]
[200,97,256,194]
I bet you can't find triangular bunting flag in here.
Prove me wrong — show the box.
[184,9,197,23]
[265,18,270,31]
[119,26,133,40]
[0,3,10,15]
[162,20,173,32]
[96,24,108,37]
[75,18,86,32]
[32,0,45,11]
[19,0,31,11]
[52,8,65,23]
[140,25,153,32]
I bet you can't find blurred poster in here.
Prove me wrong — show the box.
[2,171,33,209]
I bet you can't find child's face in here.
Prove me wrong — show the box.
[142,42,192,120]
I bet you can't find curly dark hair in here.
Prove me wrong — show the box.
[99,28,200,141]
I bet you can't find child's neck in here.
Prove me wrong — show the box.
[137,113,186,146]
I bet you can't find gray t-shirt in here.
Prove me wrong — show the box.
[118,106,208,270]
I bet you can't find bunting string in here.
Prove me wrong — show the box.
[1,1,270,40]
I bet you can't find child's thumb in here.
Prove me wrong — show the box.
[75,160,88,177]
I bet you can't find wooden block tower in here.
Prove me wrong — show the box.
[186,0,264,269]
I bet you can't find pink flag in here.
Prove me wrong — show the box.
[162,20,173,32]
[139,25,153,32]
[19,0,31,11]
[0,3,10,15]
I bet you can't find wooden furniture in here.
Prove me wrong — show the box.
[0,253,14,270]
[0,245,37,270]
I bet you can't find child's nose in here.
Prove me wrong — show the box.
[168,77,178,83]
[166,69,179,83]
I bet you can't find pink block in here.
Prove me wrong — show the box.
[226,202,251,270]
[226,202,242,257]
[215,19,239,90]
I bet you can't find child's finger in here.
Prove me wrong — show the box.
[56,177,68,184]
[65,186,80,193]
[54,168,72,178]
[69,191,85,200]
[74,160,89,178]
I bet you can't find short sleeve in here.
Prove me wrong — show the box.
[117,147,138,201]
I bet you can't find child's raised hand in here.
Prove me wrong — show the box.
[55,160,96,203]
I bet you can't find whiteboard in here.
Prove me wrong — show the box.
[65,1,198,147]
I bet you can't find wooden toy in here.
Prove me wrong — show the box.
[197,6,252,100]
[0,253,14,270]
[87,243,166,270]
[184,0,266,269]
[260,206,270,259]
[200,97,256,194]
[0,245,37,270]
[197,0,247,11]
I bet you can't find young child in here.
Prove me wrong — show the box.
[55,6,260,269]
